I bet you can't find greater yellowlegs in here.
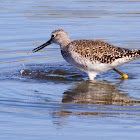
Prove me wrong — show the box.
[32,29,140,80]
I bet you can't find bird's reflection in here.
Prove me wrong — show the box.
[62,80,134,106]
[52,80,138,126]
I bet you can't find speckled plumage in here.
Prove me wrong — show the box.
[32,29,140,80]
[63,40,140,64]
[63,39,140,64]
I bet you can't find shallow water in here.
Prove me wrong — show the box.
[0,0,140,139]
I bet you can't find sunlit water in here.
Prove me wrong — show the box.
[0,0,140,139]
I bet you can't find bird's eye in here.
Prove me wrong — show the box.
[51,35,55,38]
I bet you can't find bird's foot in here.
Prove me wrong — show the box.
[113,68,128,79]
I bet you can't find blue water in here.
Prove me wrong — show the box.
[0,0,140,139]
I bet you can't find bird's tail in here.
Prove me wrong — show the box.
[133,49,140,57]
[136,50,140,57]
[138,50,140,55]
[129,49,140,60]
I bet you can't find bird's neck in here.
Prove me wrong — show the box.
[60,39,71,50]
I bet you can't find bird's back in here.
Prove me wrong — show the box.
[66,39,140,64]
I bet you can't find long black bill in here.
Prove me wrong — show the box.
[32,39,52,53]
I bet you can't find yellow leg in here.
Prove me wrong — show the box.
[113,68,128,79]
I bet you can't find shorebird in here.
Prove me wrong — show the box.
[32,29,140,80]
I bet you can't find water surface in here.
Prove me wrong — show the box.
[0,0,140,139]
